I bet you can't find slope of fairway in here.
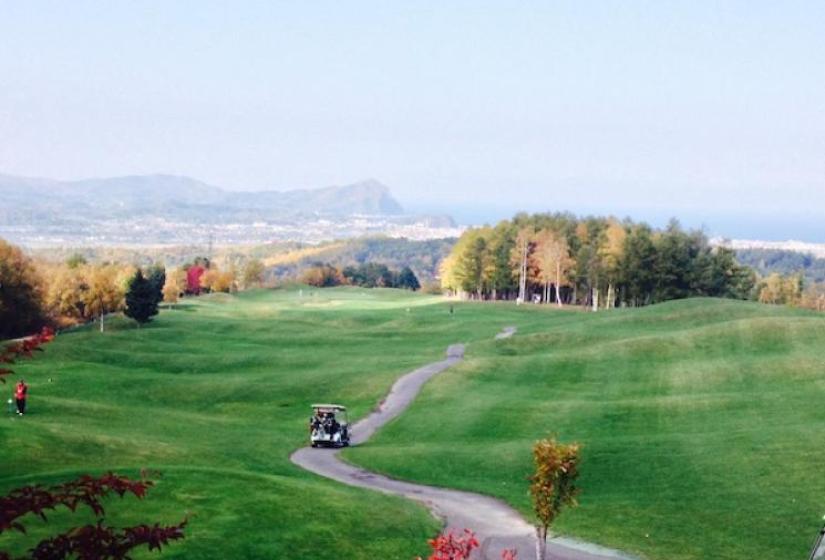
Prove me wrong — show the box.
[346,298,825,560]
[0,287,552,559]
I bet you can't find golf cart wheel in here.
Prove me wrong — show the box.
[311,442,318,448]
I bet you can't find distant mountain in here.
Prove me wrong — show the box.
[0,173,404,224]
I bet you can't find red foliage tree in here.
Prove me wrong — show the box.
[418,530,479,560]
[186,266,205,295]
[417,529,518,560]
[0,327,55,384]
[0,472,186,560]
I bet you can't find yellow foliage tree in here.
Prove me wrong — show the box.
[533,229,573,306]
[242,259,266,289]
[601,220,627,309]
[201,268,236,293]
[83,266,125,332]
[44,264,89,323]
[163,268,188,306]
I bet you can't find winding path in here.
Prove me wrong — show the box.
[290,329,635,560]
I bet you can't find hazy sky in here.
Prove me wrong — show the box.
[1,2,823,239]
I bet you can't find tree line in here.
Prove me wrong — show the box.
[300,262,421,290]
[440,213,756,308]
[0,238,269,338]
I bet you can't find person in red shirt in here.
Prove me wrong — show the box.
[14,379,28,416]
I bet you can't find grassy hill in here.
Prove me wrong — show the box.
[345,298,825,560]
[0,287,535,559]
[2,290,823,559]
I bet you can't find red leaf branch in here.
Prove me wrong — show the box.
[0,472,153,535]
[0,327,54,383]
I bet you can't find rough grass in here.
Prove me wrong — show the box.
[345,298,825,560]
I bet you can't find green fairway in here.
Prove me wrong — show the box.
[0,287,541,559]
[346,298,825,560]
[3,290,824,559]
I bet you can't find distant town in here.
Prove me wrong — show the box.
[0,215,465,248]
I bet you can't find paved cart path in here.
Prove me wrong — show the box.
[290,328,636,560]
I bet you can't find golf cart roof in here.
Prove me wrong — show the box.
[311,403,346,411]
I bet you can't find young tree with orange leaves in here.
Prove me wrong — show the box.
[530,437,581,560]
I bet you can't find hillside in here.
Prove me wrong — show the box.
[262,237,455,283]
[735,248,825,284]
[0,288,533,559]
[346,298,825,560]
[0,173,404,224]
[3,292,823,559]
[26,236,456,284]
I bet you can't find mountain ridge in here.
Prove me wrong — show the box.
[0,172,405,224]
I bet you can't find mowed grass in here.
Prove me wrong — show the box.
[0,287,546,559]
[346,298,825,560]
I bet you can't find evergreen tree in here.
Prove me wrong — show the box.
[147,265,166,307]
[618,224,657,306]
[397,267,420,291]
[125,270,159,325]
[489,222,517,299]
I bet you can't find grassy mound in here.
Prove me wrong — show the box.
[346,298,825,560]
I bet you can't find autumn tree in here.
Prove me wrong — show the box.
[44,265,89,323]
[601,221,627,309]
[185,264,205,295]
[456,230,491,299]
[757,272,803,305]
[439,253,460,295]
[511,228,533,304]
[0,239,47,339]
[162,269,186,308]
[200,267,236,293]
[800,284,825,311]
[530,437,581,560]
[83,266,124,333]
[300,264,344,287]
[242,259,266,289]
[533,229,572,307]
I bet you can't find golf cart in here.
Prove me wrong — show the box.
[309,404,350,448]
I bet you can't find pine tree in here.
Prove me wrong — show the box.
[125,270,159,326]
[147,265,166,307]
[397,266,420,291]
